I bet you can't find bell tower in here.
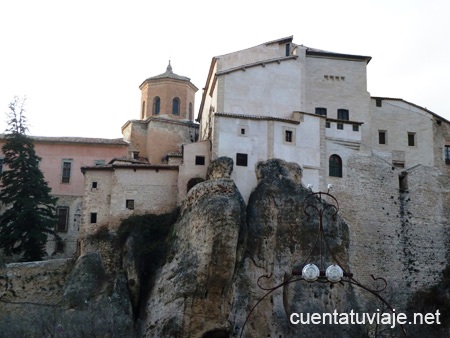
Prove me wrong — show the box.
[139,61,198,121]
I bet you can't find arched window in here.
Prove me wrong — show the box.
[141,100,146,119]
[172,97,180,115]
[153,97,160,115]
[189,102,193,120]
[329,154,342,177]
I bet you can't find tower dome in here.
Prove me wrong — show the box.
[139,62,198,121]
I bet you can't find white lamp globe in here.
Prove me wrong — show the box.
[302,264,320,282]
[326,264,343,283]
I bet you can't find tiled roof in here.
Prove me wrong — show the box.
[144,61,191,82]
[0,134,128,146]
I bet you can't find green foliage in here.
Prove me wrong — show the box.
[0,97,58,261]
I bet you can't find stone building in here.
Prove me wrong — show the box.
[0,136,129,257]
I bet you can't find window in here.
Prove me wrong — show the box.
[353,125,359,132]
[195,155,205,165]
[56,207,69,232]
[325,121,331,128]
[337,109,349,121]
[92,181,98,189]
[61,160,72,183]
[285,43,290,56]
[315,107,327,116]
[90,213,97,224]
[329,154,343,177]
[445,145,450,164]
[141,100,146,119]
[379,131,387,145]
[172,97,180,115]
[189,102,193,120]
[236,153,248,166]
[408,132,416,146]
[0,158,3,174]
[337,123,343,130]
[153,97,160,115]
[285,130,293,143]
[126,199,135,210]
[376,98,383,107]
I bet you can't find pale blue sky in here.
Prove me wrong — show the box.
[1,0,449,138]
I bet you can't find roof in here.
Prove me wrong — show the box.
[215,112,300,124]
[0,134,129,146]
[305,47,372,63]
[139,61,198,90]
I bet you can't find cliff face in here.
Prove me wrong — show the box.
[143,158,361,338]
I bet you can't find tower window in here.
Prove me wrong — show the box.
[337,109,349,121]
[90,213,97,224]
[172,97,180,115]
[153,97,160,115]
[329,154,343,177]
[141,100,146,119]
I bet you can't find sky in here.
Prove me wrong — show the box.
[1,0,449,139]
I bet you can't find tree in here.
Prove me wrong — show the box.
[0,97,58,261]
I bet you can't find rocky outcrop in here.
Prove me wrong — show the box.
[143,157,246,337]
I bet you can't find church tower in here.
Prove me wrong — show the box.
[122,62,199,164]
[139,61,198,121]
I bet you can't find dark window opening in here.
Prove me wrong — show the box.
[445,145,450,164]
[195,155,205,165]
[153,97,160,115]
[285,43,290,56]
[0,158,3,174]
[408,133,415,146]
[189,102,193,120]
[236,153,248,167]
[337,123,343,130]
[353,125,359,132]
[337,109,349,121]
[240,128,246,135]
[315,107,327,116]
[92,181,98,189]
[56,207,69,232]
[329,154,343,177]
[325,121,331,128]
[285,130,293,143]
[379,131,386,145]
[62,161,72,183]
[126,199,134,210]
[172,97,180,115]
[90,213,97,224]
[376,98,382,107]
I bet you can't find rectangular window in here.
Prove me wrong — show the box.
[241,128,246,135]
[285,130,293,143]
[236,153,248,167]
[325,121,331,128]
[126,199,135,210]
[315,107,327,116]
[445,145,450,164]
[0,158,3,174]
[352,125,359,132]
[379,131,387,145]
[56,207,69,232]
[61,160,72,183]
[337,123,343,130]
[195,155,205,165]
[337,109,349,121]
[408,132,416,146]
[90,213,97,224]
[92,181,98,189]
[376,98,383,107]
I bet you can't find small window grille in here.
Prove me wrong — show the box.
[285,130,293,143]
[126,199,135,210]
[236,153,248,167]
